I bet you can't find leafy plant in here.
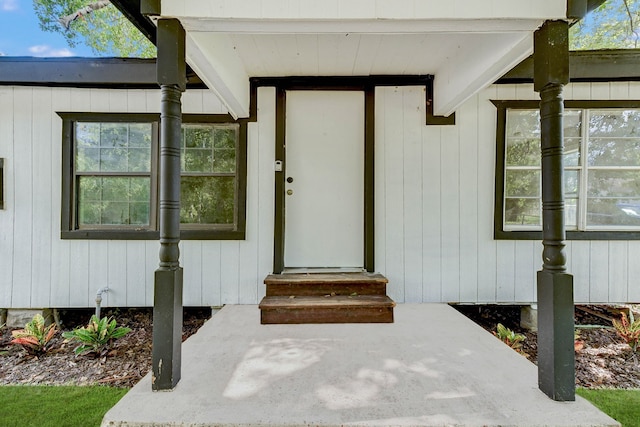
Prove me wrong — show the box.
[494,323,526,351]
[62,315,131,356]
[612,311,640,354]
[10,314,58,355]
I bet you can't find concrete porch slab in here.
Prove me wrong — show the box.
[102,304,619,427]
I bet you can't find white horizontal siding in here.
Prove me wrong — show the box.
[2,82,639,308]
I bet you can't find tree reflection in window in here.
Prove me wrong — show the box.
[503,107,640,231]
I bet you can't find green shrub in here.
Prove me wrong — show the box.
[494,323,526,351]
[10,314,58,355]
[63,315,131,357]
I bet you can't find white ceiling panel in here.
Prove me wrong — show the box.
[152,8,560,117]
[228,33,467,77]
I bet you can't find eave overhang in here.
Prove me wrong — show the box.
[499,49,640,83]
[113,0,570,118]
[154,16,555,118]
[73,1,601,117]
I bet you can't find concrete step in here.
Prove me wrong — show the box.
[259,295,395,324]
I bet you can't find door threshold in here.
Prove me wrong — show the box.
[282,267,366,274]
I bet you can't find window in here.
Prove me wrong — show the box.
[494,100,640,240]
[61,113,247,240]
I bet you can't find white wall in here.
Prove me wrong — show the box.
[375,82,640,305]
[0,86,275,309]
[2,82,639,308]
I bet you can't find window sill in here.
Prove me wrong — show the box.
[495,229,640,241]
[61,229,246,240]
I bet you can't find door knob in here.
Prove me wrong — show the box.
[286,177,294,183]
[286,189,293,196]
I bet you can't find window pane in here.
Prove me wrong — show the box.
[588,170,640,198]
[587,198,640,227]
[588,138,640,167]
[564,170,580,198]
[181,124,238,173]
[100,147,129,172]
[590,109,640,137]
[504,198,540,226]
[78,176,101,201]
[128,148,151,172]
[77,176,150,226]
[506,110,540,138]
[506,138,540,166]
[565,198,578,229]
[564,110,582,138]
[129,202,150,225]
[184,126,213,149]
[76,123,151,173]
[101,123,128,148]
[616,202,640,222]
[76,147,100,172]
[213,148,236,173]
[564,137,581,166]
[129,124,152,147]
[505,170,539,197]
[214,127,237,149]
[183,149,213,173]
[180,176,235,225]
[76,123,100,147]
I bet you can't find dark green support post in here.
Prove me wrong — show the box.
[533,20,575,401]
[152,18,186,391]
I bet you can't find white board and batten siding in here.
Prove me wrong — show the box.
[0,86,275,309]
[375,82,640,305]
[2,82,640,309]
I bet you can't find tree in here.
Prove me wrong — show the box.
[33,0,155,58]
[570,0,640,49]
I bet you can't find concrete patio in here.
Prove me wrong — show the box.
[102,304,619,427]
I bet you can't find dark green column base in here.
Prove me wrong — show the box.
[152,267,183,391]
[537,270,575,401]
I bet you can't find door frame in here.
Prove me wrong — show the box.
[272,80,375,273]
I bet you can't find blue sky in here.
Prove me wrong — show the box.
[0,0,95,57]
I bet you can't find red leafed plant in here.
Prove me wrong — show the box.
[612,311,640,355]
[10,314,58,355]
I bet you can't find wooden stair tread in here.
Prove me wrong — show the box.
[259,295,395,310]
[264,272,388,285]
[260,273,394,324]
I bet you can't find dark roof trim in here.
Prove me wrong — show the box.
[499,49,640,84]
[0,57,205,89]
[567,0,608,21]
[111,0,156,44]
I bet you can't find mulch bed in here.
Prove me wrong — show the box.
[454,304,640,389]
[1,305,638,389]
[0,308,209,388]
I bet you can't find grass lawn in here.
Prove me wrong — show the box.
[0,385,128,427]
[578,388,640,427]
[0,385,637,427]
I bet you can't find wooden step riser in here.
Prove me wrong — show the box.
[261,307,394,324]
[265,282,387,297]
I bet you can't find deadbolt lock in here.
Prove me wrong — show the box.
[286,189,293,196]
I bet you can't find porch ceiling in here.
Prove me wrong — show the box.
[153,1,567,118]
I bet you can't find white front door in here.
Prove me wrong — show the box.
[284,90,364,269]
